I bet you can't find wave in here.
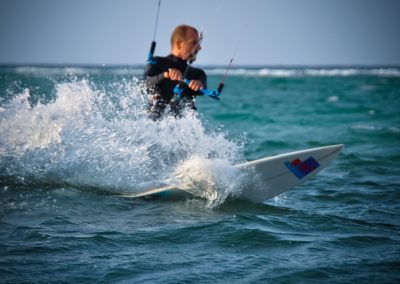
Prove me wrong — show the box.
[3,65,400,78]
[7,65,144,77]
[205,67,400,77]
[0,76,245,207]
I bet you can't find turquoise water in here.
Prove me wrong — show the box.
[1,65,399,283]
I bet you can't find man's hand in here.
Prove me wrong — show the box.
[188,80,203,92]
[164,68,182,81]
[164,69,203,91]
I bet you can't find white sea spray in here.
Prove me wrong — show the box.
[0,76,244,206]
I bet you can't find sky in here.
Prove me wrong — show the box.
[0,0,399,66]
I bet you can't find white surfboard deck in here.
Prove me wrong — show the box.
[122,144,343,203]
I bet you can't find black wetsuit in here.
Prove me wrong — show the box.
[144,54,207,119]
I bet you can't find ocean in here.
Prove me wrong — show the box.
[1,65,399,283]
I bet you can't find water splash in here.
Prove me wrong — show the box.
[0,75,244,205]
[170,155,246,208]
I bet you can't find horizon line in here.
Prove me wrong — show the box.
[1,63,400,69]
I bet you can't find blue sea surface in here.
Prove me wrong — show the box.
[1,65,400,283]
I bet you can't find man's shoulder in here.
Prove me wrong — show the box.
[188,65,204,71]
[144,56,169,75]
[152,56,169,65]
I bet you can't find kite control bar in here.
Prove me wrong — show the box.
[173,79,224,100]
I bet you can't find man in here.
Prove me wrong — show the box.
[144,24,207,119]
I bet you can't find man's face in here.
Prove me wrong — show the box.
[182,29,201,60]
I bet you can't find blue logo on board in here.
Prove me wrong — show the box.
[285,156,320,179]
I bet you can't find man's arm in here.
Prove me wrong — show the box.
[144,62,166,85]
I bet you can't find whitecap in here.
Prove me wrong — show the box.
[170,155,246,208]
[327,96,339,102]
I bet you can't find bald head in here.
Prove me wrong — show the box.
[170,25,199,47]
[170,25,202,61]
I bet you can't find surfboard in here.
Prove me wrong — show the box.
[122,144,343,203]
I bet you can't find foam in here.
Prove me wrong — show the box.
[205,67,400,77]
[0,77,243,202]
[12,66,144,77]
[170,155,246,208]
